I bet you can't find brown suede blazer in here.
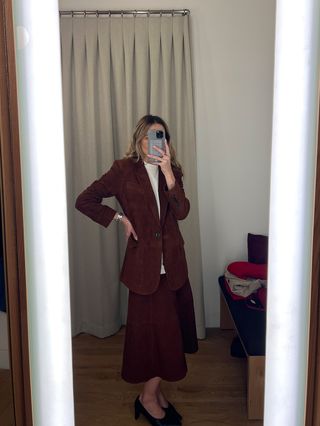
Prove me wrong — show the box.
[75,156,190,295]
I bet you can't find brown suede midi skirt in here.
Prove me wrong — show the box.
[121,273,198,383]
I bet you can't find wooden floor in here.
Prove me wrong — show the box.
[72,327,263,426]
[0,369,14,426]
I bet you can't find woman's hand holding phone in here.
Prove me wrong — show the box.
[147,140,175,188]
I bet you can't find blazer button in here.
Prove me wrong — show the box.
[155,231,161,239]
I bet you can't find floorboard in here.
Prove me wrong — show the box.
[72,327,263,426]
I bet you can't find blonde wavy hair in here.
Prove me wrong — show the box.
[124,115,183,174]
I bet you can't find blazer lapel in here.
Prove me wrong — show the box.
[134,157,169,227]
[158,170,169,227]
[134,158,160,225]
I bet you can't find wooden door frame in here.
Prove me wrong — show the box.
[0,1,32,425]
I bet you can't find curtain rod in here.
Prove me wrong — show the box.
[59,9,190,17]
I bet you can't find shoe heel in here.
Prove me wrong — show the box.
[134,398,140,420]
[134,407,140,420]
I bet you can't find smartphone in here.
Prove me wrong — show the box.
[147,129,165,164]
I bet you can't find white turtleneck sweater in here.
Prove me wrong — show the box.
[143,160,166,274]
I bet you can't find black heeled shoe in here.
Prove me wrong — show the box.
[163,402,182,422]
[134,395,181,426]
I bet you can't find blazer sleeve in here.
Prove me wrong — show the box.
[163,170,190,220]
[75,160,122,228]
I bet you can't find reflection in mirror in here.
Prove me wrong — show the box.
[59,2,274,424]
[0,197,14,425]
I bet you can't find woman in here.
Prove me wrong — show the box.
[75,115,198,426]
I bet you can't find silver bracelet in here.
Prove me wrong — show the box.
[115,212,124,222]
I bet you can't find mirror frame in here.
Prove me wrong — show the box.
[306,95,320,425]
[0,0,319,424]
[0,1,33,425]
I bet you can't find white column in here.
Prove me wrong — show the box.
[264,0,320,425]
[12,1,75,425]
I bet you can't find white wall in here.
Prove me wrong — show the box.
[59,0,276,327]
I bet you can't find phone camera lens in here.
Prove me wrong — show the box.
[156,130,164,138]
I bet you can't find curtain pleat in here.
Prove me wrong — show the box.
[149,17,161,114]
[134,17,149,118]
[123,18,135,140]
[97,18,114,168]
[110,19,127,158]
[160,17,173,121]
[173,18,184,148]
[60,14,206,339]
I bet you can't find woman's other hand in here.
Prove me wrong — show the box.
[120,215,138,241]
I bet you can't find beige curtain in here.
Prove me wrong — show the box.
[60,14,205,339]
